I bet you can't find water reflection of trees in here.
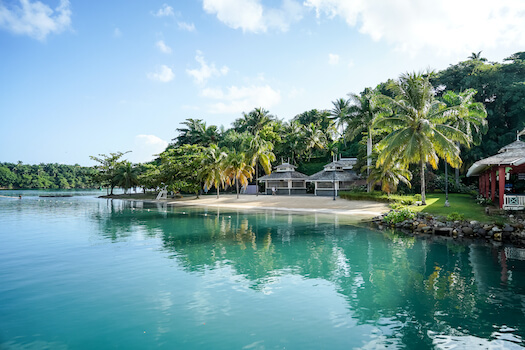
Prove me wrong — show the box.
[93,201,525,347]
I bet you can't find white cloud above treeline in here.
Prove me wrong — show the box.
[130,135,168,163]
[304,0,525,54]
[186,51,229,85]
[156,40,172,54]
[201,84,281,114]
[147,65,175,82]
[202,0,303,33]
[0,0,72,40]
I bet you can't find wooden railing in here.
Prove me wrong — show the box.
[503,195,525,210]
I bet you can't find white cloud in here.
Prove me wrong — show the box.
[328,53,339,65]
[201,84,281,114]
[202,0,303,33]
[131,135,168,163]
[178,21,195,32]
[304,0,525,55]
[0,0,71,40]
[147,65,175,82]
[186,51,229,85]
[154,4,174,17]
[156,40,172,54]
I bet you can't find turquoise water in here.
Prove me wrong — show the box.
[1,191,525,349]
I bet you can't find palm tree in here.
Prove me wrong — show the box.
[224,150,254,199]
[468,51,487,62]
[303,122,327,161]
[346,89,390,192]
[174,118,220,146]
[330,97,350,140]
[368,160,412,196]
[114,161,140,195]
[248,135,275,196]
[200,144,228,198]
[376,72,470,205]
[441,89,488,184]
[233,107,274,135]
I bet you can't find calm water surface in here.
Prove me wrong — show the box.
[1,190,525,349]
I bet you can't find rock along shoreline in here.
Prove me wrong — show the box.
[370,211,525,247]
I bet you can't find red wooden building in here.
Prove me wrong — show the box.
[466,129,525,210]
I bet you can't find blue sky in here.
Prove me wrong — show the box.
[1,0,524,166]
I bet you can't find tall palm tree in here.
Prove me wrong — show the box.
[346,89,390,192]
[224,150,254,199]
[330,97,350,140]
[376,72,470,205]
[441,89,488,184]
[200,144,227,198]
[174,118,220,146]
[248,135,275,196]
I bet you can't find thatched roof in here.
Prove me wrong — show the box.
[467,138,525,177]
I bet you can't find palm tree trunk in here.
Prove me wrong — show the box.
[366,130,372,192]
[256,159,259,197]
[455,141,460,186]
[420,159,426,205]
[236,177,239,199]
[216,181,219,199]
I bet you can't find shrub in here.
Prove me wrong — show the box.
[446,212,465,221]
[414,194,422,201]
[384,207,416,224]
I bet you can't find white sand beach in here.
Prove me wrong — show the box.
[161,194,389,219]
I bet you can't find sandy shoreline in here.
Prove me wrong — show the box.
[147,194,390,220]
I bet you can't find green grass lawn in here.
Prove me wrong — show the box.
[412,193,496,222]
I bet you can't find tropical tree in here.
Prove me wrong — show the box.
[376,72,469,205]
[159,145,205,197]
[200,144,228,198]
[345,89,390,192]
[248,135,275,196]
[233,107,274,135]
[441,89,488,184]
[90,151,130,195]
[303,122,327,161]
[224,150,254,199]
[174,118,220,146]
[368,160,412,196]
[114,161,140,195]
[330,97,350,138]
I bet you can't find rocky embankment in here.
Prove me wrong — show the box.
[371,212,525,246]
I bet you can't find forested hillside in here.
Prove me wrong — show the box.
[0,162,96,189]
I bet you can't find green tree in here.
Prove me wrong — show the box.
[114,161,140,195]
[441,89,488,184]
[233,107,275,135]
[368,160,412,196]
[159,145,205,197]
[247,135,275,196]
[376,72,469,205]
[345,89,390,192]
[224,150,254,199]
[90,151,130,195]
[200,144,228,198]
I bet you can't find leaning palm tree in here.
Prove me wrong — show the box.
[376,72,470,205]
[346,89,390,192]
[303,122,327,161]
[248,135,275,196]
[200,144,227,198]
[224,150,254,199]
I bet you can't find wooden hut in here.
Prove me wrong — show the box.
[466,129,525,210]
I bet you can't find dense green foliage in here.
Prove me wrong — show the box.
[0,162,96,189]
